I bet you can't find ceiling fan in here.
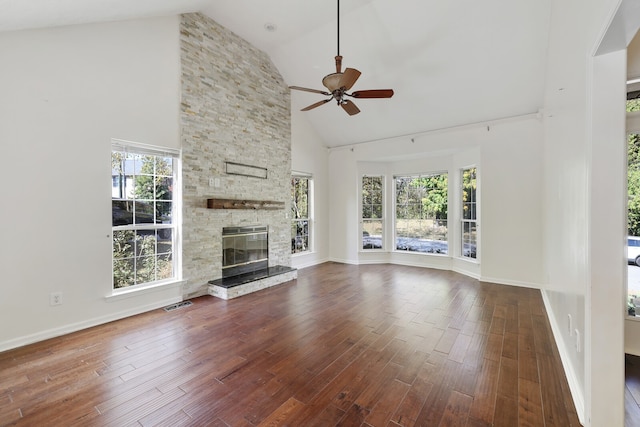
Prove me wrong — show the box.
[289,0,394,116]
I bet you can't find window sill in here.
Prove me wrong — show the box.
[455,256,480,264]
[105,279,185,302]
[391,250,449,257]
[292,251,315,257]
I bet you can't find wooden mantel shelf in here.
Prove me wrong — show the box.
[207,198,284,210]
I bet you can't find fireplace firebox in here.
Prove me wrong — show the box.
[222,225,268,278]
[209,224,296,295]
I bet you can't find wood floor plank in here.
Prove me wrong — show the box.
[437,390,473,427]
[468,358,500,424]
[0,263,583,427]
[391,374,433,426]
[256,397,304,426]
[363,378,410,426]
[519,377,545,427]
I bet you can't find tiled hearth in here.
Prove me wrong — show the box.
[207,266,297,300]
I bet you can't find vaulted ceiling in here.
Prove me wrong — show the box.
[0,0,553,147]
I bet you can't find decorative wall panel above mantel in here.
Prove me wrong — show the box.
[206,198,285,210]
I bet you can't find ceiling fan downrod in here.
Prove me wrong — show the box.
[336,0,342,73]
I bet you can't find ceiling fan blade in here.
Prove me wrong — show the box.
[339,68,361,90]
[341,100,360,116]
[350,89,395,99]
[301,98,332,111]
[290,86,331,96]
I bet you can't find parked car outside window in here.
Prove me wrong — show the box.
[628,236,640,266]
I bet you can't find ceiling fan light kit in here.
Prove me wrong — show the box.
[289,0,394,116]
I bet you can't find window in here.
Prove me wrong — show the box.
[394,173,448,253]
[627,99,640,316]
[291,174,311,254]
[461,167,478,259]
[362,176,384,249]
[111,142,179,289]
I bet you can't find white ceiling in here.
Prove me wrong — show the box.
[0,0,553,147]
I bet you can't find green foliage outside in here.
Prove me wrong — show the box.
[629,99,640,237]
[134,156,174,218]
[291,177,308,220]
[628,99,640,315]
[362,176,383,219]
[395,173,448,244]
[291,177,309,253]
[112,153,174,288]
[112,230,172,288]
[462,168,477,215]
[396,173,448,220]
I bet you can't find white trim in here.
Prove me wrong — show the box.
[0,296,183,353]
[291,256,331,270]
[106,279,185,302]
[112,138,180,157]
[327,111,541,153]
[541,289,586,425]
[478,275,541,289]
[328,257,359,265]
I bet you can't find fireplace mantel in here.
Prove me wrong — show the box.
[207,198,284,210]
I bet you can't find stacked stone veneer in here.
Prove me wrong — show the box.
[180,13,292,298]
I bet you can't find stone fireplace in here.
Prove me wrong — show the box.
[180,13,295,300]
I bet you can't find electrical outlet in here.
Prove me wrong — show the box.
[50,292,62,306]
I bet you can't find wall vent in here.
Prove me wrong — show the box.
[163,300,193,312]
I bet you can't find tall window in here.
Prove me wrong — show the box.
[628,98,640,316]
[291,174,311,254]
[362,176,384,250]
[395,173,448,253]
[111,142,179,289]
[461,167,478,259]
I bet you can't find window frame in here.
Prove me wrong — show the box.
[291,172,313,255]
[460,166,478,261]
[111,140,181,291]
[393,171,449,255]
[361,175,385,251]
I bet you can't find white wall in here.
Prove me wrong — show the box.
[542,0,632,424]
[327,115,546,290]
[291,111,330,269]
[0,17,183,351]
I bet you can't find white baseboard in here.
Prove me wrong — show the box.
[479,275,542,289]
[0,296,182,353]
[292,257,331,270]
[540,289,586,426]
[328,257,359,265]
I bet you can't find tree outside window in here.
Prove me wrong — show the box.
[627,98,640,316]
[461,167,477,259]
[111,146,177,289]
[291,176,311,254]
[395,173,448,253]
[362,176,384,250]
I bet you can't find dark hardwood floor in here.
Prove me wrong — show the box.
[627,354,640,427]
[0,263,582,426]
